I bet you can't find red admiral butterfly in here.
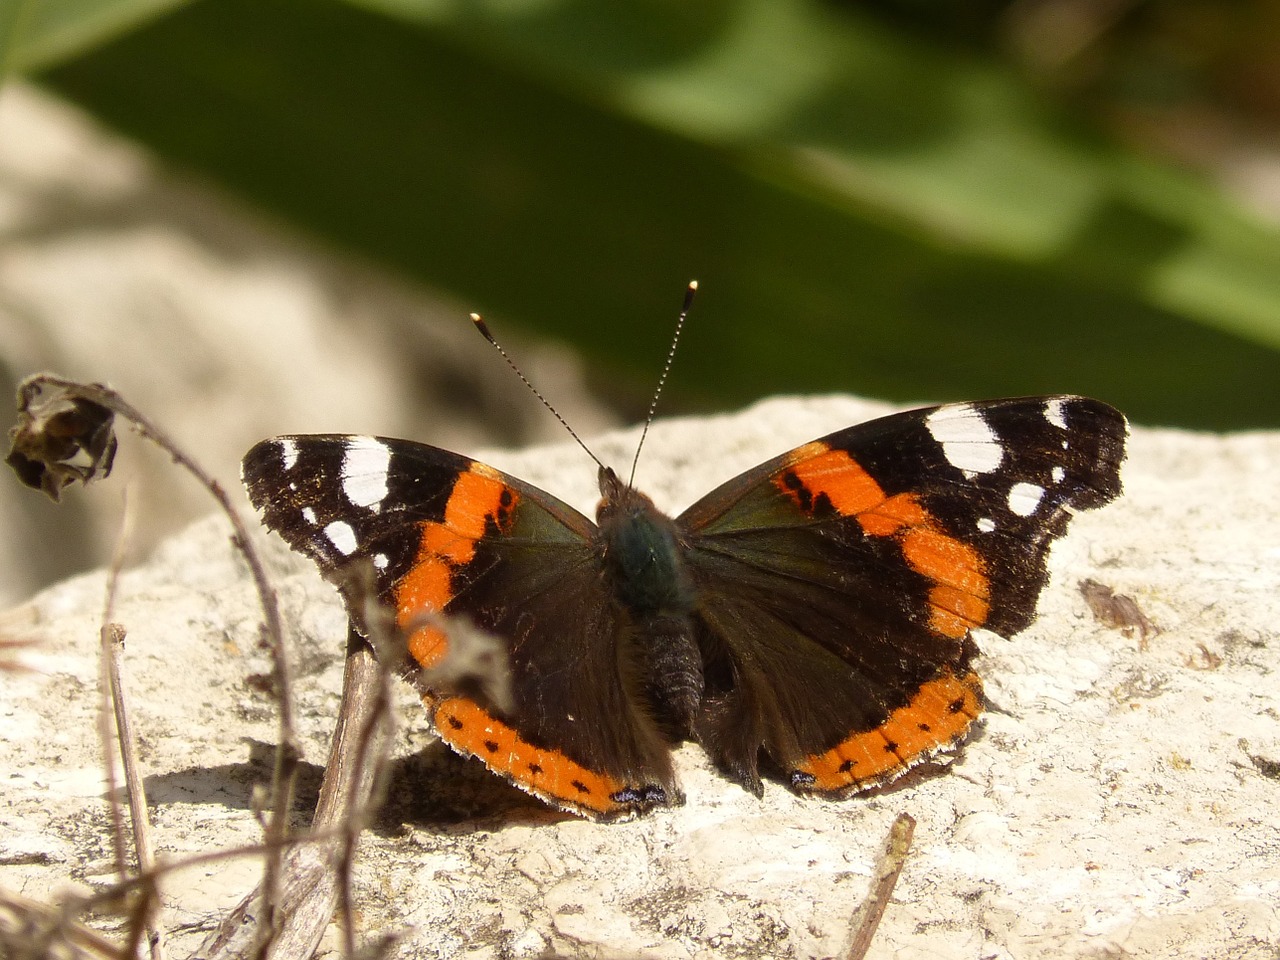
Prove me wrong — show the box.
[243,329,1125,822]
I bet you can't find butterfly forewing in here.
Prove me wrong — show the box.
[243,435,680,819]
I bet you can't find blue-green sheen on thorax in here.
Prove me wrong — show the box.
[596,467,695,618]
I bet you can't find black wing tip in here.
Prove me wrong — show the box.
[240,441,297,520]
[1060,396,1129,509]
[241,435,291,479]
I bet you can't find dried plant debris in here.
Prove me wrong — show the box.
[843,812,916,960]
[7,377,117,501]
[1078,578,1160,645]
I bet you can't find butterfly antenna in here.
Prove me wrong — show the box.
[470,313,606,471]
[628,280,696,488]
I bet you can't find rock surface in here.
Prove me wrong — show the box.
[2,395,1278,959]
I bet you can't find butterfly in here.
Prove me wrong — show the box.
[243,393,1126,821]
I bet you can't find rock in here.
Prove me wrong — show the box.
[2,395,1278,959]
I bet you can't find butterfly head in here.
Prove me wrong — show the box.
[596,464,641,520]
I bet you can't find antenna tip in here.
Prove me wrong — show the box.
[681,280,698,312]
[470,313,496,343]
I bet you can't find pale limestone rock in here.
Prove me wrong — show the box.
[3,396,1279,959]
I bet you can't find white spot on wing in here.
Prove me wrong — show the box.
[1008,482,1044,517]
[301,506,317,524]
[373,553,389,570]
[341,438,392,510]
[927,404,1003,476]
[977,517,996,533]
[1045,398,1068,430]
[324,520,358,556]
[277,438,299,472]
[1051,465,1065,484]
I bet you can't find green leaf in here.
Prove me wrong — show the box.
[26,0,1280,427]
[6,0,190,71]
[1,0,36,78]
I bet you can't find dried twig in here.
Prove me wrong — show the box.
[97,621,129,885]
[8,374,411,958]
[331,574,402,959]
[0,816,403,960]
[842,812,916,960]
[327,629,397,960]
[8,374,299,954]
[105,624,166,960]
[94,487,167,960]
[0,888,130,960]
[0,633,41,673]
[197,629,395,960]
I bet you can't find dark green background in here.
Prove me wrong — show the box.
[10,0,1280,426]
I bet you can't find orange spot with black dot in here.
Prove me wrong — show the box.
[431,696,635,817]
[394,464,518,670]
[775,446,991,637]
[791,669,983,793]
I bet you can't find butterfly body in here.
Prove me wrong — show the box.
[598,467,696,620]
[244,396,1126,820]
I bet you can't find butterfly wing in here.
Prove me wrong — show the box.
[676,396,1126,796]
[242,436,679,820]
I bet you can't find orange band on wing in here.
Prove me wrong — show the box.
[395,464,517,670]
[431,696,634,817]
[791,669,983,793]
[928,585,990,640]
[858,492,929,536]
[407,624,450,670]
[783,444,886,516]
[777,445,991,638]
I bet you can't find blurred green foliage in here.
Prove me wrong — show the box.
[7,0,1280,426]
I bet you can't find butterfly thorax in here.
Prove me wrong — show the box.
[595,466,694,618]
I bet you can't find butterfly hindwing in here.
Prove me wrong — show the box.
[678,396,1126,796]
[242,435,679,820]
